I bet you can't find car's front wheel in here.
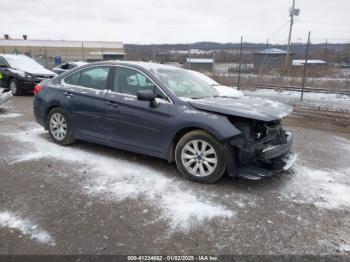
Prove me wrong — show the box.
[175,130,226,183]
[48,108,75,145]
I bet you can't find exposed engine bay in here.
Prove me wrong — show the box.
[226,117,297,180]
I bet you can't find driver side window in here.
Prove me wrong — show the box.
[113,67,167,100]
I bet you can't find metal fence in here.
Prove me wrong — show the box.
[125,39,350,100]
[212,42,350,100]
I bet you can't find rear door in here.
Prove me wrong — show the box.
[62,66,112,142]
[105,66,171,153]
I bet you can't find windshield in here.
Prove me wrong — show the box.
[188,70,220,86]
[4,55,45,72]
[153,68,219,99]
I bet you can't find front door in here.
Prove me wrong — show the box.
[105,66,171,153]
[62,66,111,142]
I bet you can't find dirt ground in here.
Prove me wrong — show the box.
[0,96,349,255]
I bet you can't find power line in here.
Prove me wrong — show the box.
[267,20,290,40]
[297,20,350,27]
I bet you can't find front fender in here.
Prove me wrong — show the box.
[169,105,241,142]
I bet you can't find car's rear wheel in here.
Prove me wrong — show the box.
[175,130,226,183]
[48,108,75,145]
[10,79,22,96]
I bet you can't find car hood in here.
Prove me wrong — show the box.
[188,96,293,121]
[25,67,56,76]
[12,67,55,76]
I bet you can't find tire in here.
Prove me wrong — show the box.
[47,107,75,145]
[175,130,226,183]
[10,79,22,96]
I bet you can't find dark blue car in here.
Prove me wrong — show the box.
[33,61,296,183]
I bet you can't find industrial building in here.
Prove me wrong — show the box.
[184,58,214,73]
[292,59,329,77]
[254,48,293,71]
[0,37,125,68]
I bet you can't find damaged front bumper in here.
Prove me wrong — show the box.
[226,130,297,180]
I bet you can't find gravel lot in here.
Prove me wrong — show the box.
[0,96,349,255]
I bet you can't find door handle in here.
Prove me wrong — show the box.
[64,91,74,98]
[106,101,119,108]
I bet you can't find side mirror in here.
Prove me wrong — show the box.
[136,90,157,107]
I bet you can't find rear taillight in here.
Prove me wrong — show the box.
[34,84,43,95]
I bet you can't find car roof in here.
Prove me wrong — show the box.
[86,60,182,72]
[72,61,88,66]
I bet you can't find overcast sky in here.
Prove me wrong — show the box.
[1,0,349,44]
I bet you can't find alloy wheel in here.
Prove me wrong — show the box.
[181,139,218,177]
[49,112,68,141]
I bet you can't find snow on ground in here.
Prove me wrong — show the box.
[2,125,350,231]
[0,211,55,246]
[283,135,350,209]
[283,164,350,209]
[340,244,350,252]
[243,89,350,112]
[4,126,236,231]
[0,112,22,118]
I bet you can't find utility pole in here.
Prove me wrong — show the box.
[284,0,300,73]
[237,36,243,90]
[188,46,191,70]
[44,46,48,68]
[301,31,311,101]
[152,45,156,63]
[81,42,85,61]
[323,39,328,60]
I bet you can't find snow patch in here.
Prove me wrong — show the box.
[4,127,235,231]
[243,89,350,112]
[0,113,22,118]
[283,164,350,209]
[0,211,55,246]
[340,244,350,252]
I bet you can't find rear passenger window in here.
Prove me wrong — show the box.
[65,71,81,85]
[80,67,110,90]
[64,66,110,90]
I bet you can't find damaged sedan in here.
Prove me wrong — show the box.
[33,61,296,183]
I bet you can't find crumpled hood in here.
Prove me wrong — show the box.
[188,96,293,121]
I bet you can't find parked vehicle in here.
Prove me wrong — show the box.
[33,61,296,183]
[0,54,56,96]
[52,61,88,75]
[0,88,12,108]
